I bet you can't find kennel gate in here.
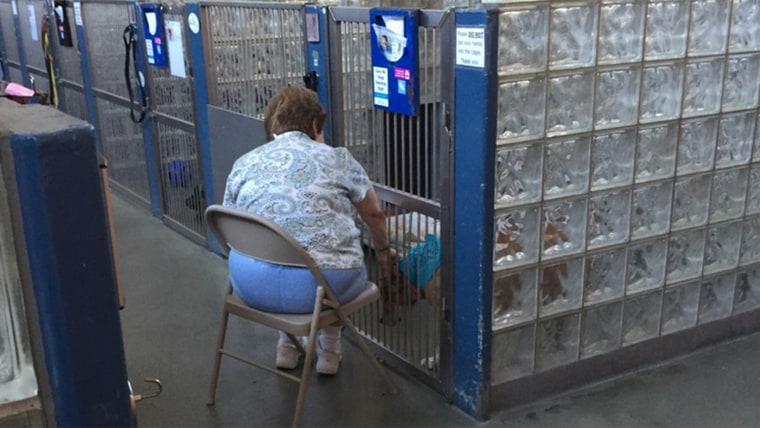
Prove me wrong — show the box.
[7,0,51,97]
[52,1,88,122]
[192,1,308,242]
[81,0,154,207]
[0,0,25,86]
[136,2,208,242]
[1,0,138,190]
[323,7,455,395]
[0,0,86,121]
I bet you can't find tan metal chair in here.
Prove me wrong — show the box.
[204,204,399,427]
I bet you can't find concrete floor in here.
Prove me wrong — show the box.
[113,194,760,427]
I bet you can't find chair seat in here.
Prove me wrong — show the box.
[225,282,381,337]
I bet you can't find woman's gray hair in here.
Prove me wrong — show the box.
[264,86,326,141]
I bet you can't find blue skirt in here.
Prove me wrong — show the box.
[228,250,367,314]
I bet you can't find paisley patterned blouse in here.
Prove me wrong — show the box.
[223,131,373,269]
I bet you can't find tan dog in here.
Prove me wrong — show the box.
[379,216,571,325]
[493,220,570,316]
[379,249,441,326]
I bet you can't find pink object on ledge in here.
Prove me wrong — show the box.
[3,82,36,97]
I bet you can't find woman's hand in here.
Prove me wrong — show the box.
[375,247,397,275]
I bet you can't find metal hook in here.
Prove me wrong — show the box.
[133,377,163,402]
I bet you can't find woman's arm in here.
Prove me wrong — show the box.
[353,187,395,266]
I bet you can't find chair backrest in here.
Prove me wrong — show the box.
[204,205,331,291]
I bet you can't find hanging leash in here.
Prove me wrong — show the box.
[123,23,149,123]
[41,14,59,108]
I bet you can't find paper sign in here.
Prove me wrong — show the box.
[28,5,38,42]
[73,2,82,26]
[373,66,389,107]
[306,12,319,42]
[456,27,485,68]
[165,20,186,78]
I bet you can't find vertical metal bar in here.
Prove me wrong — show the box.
[0,7,7,81]
[10,0,30,86]
[327,10,345,148]
[185,3,214,241]
[344,23,352,149]
[418,28,425,198]
[72,1,100,149]
[306,5,333,145]
[200,6,218,106]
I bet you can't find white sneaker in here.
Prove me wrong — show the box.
[276,339,299,370]
[315,339,342,375]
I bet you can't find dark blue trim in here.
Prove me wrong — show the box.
[305,5,332,143]
[452,8,498,420]
[73,2,101,149]
[11,0,30,86]
[0,11,8,80]
[131,1,162,217]
[8,121,131,427]
[186,2,220,253]
[11,135,77,425]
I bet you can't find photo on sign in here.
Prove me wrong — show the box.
[372,23,407,63]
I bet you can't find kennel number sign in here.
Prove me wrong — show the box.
[456,27,485,68]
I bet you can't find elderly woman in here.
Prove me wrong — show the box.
[222,86,393,375]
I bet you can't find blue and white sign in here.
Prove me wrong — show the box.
[370,8,419,116]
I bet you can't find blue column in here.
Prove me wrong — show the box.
[452,8,498,420]
[1,101,132,428]
[130,1,162,218]
[10,0,31,86]
[0,10,8,80]
[185,2,220,252]
[304,4,332,143]
[71,1,100,146]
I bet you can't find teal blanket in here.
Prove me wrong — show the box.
[397,234,441,290]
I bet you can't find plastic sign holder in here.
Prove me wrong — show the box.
[141,3,167,67]
[370,8,419,116]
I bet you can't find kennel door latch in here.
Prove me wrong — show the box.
[442,103,453,153]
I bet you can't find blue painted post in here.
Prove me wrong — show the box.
[0,11,8,80]
[10,0,31,86]
[452,7,498,421]
[185,2,220,253]
[304,5,332,143]
[1,100,132,428]
[71,1,100,148]
[130,1,162,218]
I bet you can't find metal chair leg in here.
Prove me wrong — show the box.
[292,288,325,428]
[207,306,230,406]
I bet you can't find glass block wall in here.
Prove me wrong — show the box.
[0,159,38,408]
[490,0,760,385]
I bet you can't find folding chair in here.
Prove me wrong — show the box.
[204,204,399,427]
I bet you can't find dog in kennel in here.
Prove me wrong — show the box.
[374,212,442,327]
[378,211,572,328]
